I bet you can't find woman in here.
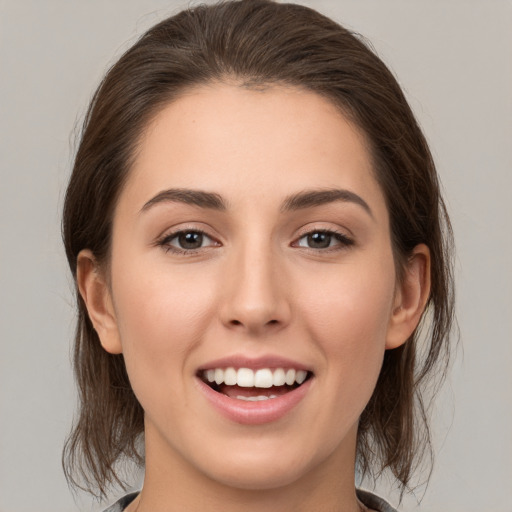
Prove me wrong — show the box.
[62,1,454,511]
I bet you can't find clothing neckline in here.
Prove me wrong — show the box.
[105,489,398,512]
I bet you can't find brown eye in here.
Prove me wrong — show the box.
[306,232,332,249]
[160,230,218,252]
[176,231,204,250]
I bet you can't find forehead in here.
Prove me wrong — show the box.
[120,83,387,219]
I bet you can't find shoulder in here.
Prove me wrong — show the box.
[357,489,399,512]
[103,492,139,512]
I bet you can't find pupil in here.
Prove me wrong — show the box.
[179,232,203,249]
[308,232,331,248]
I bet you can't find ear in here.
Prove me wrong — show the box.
[386,244,431,350]
[77,249,123,354]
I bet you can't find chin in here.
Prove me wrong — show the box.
[182,429,341,493]
[199,456,312,491]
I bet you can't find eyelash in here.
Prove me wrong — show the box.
[156,229,218,255]
[156,228,354,255]
[293,229,354,252]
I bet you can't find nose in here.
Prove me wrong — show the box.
[219,243,291,335]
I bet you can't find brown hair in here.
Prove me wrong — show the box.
[62,0,455,499]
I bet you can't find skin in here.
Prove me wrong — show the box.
[78,84,430,512]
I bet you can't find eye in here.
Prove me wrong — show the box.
[295,230,353,250]
[158,230,219,253]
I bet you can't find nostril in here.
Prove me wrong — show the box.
[228,318,280,328]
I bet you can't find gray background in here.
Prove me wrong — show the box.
[1,1,511,511]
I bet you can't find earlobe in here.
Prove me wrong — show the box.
[77,250,123,354]
[386,244,431,350]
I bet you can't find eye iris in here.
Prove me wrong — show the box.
[178,231,203,249]
[308,232,331,248]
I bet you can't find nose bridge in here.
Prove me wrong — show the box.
[220,233,290,333]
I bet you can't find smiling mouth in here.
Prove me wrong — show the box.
[199,367,313,401]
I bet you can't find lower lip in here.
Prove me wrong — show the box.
[196,377,313,425]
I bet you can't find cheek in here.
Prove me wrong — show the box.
[298,255,395,387]
[114,252,218,330]
[110,260,218,399]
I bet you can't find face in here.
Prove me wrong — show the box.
[82,84,423,495]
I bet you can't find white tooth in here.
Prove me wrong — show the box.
[295,370,307,384]
[269,395,277,399]
[224,367,237,386]
[272,368,286,386]
[254,369,273,388]
[214,368,224,385]
[237,368,255,387]
[206,369,215,383]
[285,369,296,386]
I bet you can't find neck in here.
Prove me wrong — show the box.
[130,422,365,512]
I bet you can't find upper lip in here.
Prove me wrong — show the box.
[197,354,312,372]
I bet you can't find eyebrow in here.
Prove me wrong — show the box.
[281,188,374,218]
[141,188,228,212]
[140,187,373,219]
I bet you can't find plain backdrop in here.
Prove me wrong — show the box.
[0,1,511,511]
